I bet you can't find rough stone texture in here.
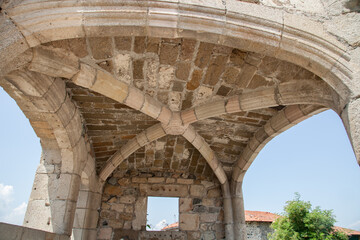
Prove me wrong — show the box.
[98,170,223,239]
[0,1,358,239]
[245,222,273,240]
[0,223,69,240]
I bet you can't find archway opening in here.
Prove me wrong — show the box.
[243,109,360,231]
[0,87,41,225]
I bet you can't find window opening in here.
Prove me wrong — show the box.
[146,197,179,231]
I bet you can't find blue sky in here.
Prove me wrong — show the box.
[0,87,359,230]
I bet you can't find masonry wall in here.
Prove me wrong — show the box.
[97,170,224,240]
[0,222,69,240]
[246,222,273,240]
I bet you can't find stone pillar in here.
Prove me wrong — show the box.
[341,98,360,166]
[72,172,102,240]
[24,149,81,236]
[222,182,235,240]
[231,180,246,240]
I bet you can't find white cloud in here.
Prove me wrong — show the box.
[0,183,27,225]
[152,219,168,231]
[1,202,27,225]
[0,183,14,210]
[0,183,13,201]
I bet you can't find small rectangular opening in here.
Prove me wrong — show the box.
[146,196,179,231]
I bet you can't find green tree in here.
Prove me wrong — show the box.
[268,193,348,240]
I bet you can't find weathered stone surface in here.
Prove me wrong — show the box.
[28,46,79,79]
[180,198,193,212]
[2,2,357,238]
[180,213,200,231]
[140,184,188,197]
[88,37,113,59]
[132,197,147,230]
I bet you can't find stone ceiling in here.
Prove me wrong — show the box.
[52,36,324,180]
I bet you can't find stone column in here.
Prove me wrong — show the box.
[72,172,102,240]
[341,98,360,166]
[24,149,81,236]
[231,180,246,240]
[72,189,101,240]
[222,182,235,240]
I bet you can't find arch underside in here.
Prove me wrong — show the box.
[0,1,357,239]
[1,35,335,184]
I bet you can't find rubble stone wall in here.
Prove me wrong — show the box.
[246,222,273,240]
[97,170,224,240]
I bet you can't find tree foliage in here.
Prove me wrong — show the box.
[268,193,348,240]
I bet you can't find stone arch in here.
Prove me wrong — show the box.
[0,1,355,101]
[0,68,87,235]
[1,1,359,240]
[180,79,341,125]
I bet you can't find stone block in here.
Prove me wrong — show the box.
[97,228,112,240]
[181,109,197,125]
[214,167,227,185]
[104,185,122,196]
[195,100,226,121]
[145,124,166,142]
[132,197,147,230]
[182,126,196,142]
[192,134,205,150]
[240,87,277,111]
[0,14,29,75]
[119,196,136,204]
[141,95,162,119]
[113,229,138,240]
[132,177,147,184]
[64,110,82,147]
[24,199,54,232]
[159,66,175,89]
[56,95,76,127]
[207,188,221,198]
[176,61,191,80]
[114,53,132,83]
[5,70,54,97]
[270,111,290,132]
[187,69,202,90]
[92,70,129,103]
[200,213,218,223]
[198,143,214,162]
[190,185,205,198]
[248,137,261,153]
[72,63,96,89]
[148,177,165,183]
[177,178,194,185]
[203,55,227,86]
[125,87,145,111]
[166,178,176,184]
[28,45,79,79]
[179,213,199,231]
[121,138,141,159]
[179,198,193,213]
[136,131,149,147]
[88,37,112,59]
[76,190,89,209]
[0,222,23,240]
[73,208,86,229]
[225,96,241,113]
[157,106,172,125]
[140,184,188,197]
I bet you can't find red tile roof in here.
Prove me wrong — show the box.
[333,226,360,236]
[245,210,279,222]
[161,222,179,231]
